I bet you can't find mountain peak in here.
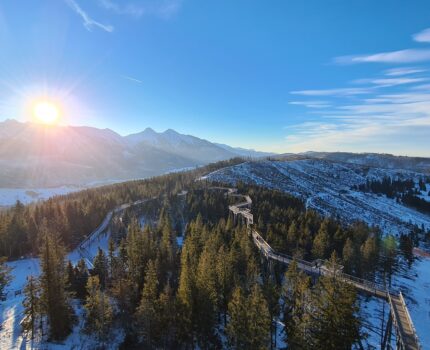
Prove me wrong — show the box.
[143,127,156,134]
[163,128,180,135]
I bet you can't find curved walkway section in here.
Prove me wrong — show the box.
[219,187,421,350]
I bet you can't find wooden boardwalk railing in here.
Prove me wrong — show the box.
[216,186,422,350]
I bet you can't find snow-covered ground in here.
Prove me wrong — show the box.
[418,184,430,203]
[0,258,40,350]
[393,257,430,348]
[0,176,139,207]
[0,204,136,349]
[359,256,430,350]
[206,159,430,235]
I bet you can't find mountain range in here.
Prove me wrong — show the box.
[0,119,272,187]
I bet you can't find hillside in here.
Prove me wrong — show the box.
[205,159,430,235]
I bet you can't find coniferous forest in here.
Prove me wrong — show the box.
[0,160,419,349]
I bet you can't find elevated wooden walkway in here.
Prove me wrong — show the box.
[220,187,421,350]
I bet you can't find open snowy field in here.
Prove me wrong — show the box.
[0,186,85,207]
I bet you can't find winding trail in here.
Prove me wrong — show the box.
[219,186,421,350]
[0,185,422,349]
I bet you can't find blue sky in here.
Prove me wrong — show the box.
[1,0,430,155]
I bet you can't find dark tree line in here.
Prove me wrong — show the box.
[238,184,412,287]
[402,192,430,215]
[354,176,430,216]
[18,183,368,348]
[0,158,244,259]
[354,176,416,198]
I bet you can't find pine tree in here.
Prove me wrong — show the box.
[74,258,89,299]
[286,220,299,253]
[135,260,159,347]
[312,221,330,259]
[283,260,312,350]
[342,238,356,274]
[361,236,379,276]
[126,220,147,299]
[216,245,234,327]
[93,248,108,289]
[38,223,73,340]
[22,275,40,339]
[176,242,195,347]
[107,238,116,286]
[65,260,75,293]
[381,235,398,286]
[263,278,280,349]
[160,219,178,281]
[157,282,175,349]
[226,286,248,349]
[247,284,271,350]
[0,257,11,300]
[312,252,361,350]
[195,246,219,347]
[84,276,113,343]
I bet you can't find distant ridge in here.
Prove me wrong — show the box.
[0,119,271,187]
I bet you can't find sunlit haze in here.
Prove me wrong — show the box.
[33,101,60,125]
[0,0,430,155]
[0,3,430,350]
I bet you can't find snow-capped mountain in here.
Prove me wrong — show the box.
[214,143,274,158]
[205,159,430,235]
[0,119,265,187]
[125,128,237,164]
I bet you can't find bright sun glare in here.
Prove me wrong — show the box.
[33,101,59,125]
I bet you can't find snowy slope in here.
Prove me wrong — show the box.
[0,199,148,349]
[0,259,40,349]
[207,159,430,349]
[206,159,430,235]
[0,186,84,207]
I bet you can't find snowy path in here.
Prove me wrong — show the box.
[0,198,150,349]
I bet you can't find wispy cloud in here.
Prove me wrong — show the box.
[384,67,426,76]
[410,83,430,91]
[291,87,373,97]
[413,28,430,43]
[287,27,430,155]
[334,49,430,64]
[352,77,428,87]
[121,75,143,84]
[99,0,182,19]
[289,101,331,108]
[65,0,114,32]
[286,88,430,154]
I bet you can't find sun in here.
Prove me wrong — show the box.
[33,101,60,125]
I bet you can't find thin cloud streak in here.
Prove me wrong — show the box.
[352,77,428,87]
[384,67,426,76]
[65,0,114,32]
[289,101,332,108]
[99,0,182,19]
[334,49,430,64]
[121,75,143,84]
[291,87,374,96]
